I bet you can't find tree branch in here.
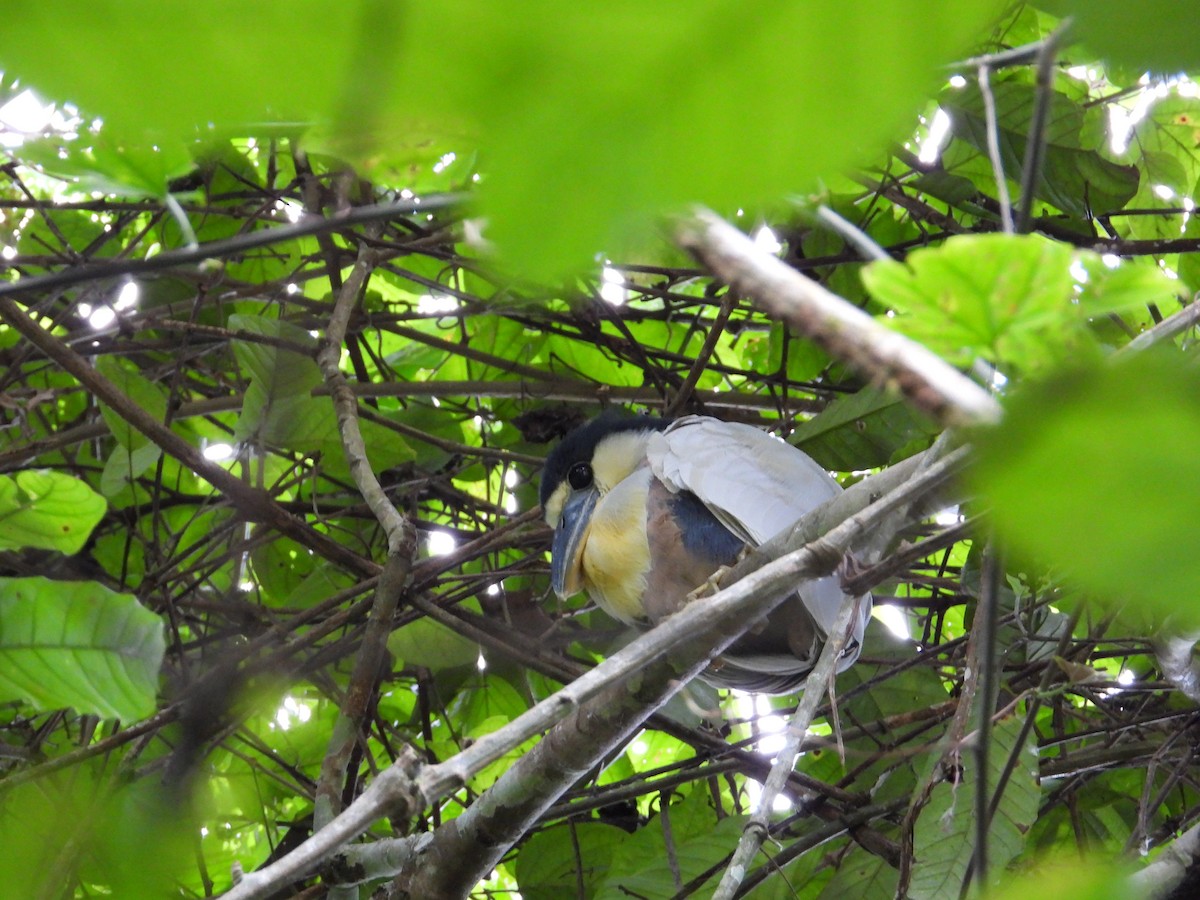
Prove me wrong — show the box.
[675,208,1001,428]
[221,438,963,898]
[0,296,378,577]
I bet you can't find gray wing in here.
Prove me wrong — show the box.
[646,416,842,546]
[646,416,868,666]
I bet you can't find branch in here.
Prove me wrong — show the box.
[1130,820,1200,899]
[711,594,866,899]
[0,196,461,299]
[0,296,377,577]
[221,439,964,898]
[675,208,1001,428]
[310,235,418,900]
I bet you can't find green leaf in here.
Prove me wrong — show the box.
[516,822,622,900]
[985,860,1137,900]
[973,354,1200,629]
[863,233,1086,372]
[394,1,1007,274]
[388,613,481,671]
[0,470,107,554]
[909,713,1040,898]
[95,357,169,451]
[1038,1,1200,74]
[941,83,1140,218]
[817,847,899,900]
[791,386,938,470]
[100,440,163,497]
[16,132,194,198]
[1075,255,1180,318]
[0,577,165,720]
[595,791,749,899]
[230,314,334,448]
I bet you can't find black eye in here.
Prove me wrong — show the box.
[568,462,593,490]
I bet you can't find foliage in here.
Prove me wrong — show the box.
[0,3,1199,899]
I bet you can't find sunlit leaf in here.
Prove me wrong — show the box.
[0,470,107,554]
[0,577,165,720]
[864,233,1091,371]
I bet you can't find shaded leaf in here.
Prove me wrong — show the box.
[909,713,1040,898]
[791,386,938,470]
[516,822,622,900]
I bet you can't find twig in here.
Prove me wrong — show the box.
[310,234,417,900]
[710,593,865,900]
[675,208,1001,428]
[977,62,1014,234]
[0,196,461,299]
[967,540,1002,892]
[816,205,890,262]
[1015,22,1071,234]
[664,291,737,417]
[0,296,378,577]
[1122,295,1200,353]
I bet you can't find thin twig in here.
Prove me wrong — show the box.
[816,205,890,262]
[311,234,417,900]
[0,296,377,577]
[710,594,865,900]
[664,291,737,417]
[0,196,461,299]
[1015,22,1071,233]
[977,63,1014,234]
[968,540,1002,892]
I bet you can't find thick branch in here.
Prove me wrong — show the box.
[221,439,962,898]
[675,208,1001,428]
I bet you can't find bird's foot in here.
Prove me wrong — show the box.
[687,564,735,602]
[836,553,871,596]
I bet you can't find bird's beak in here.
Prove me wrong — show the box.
[550,487,598,599]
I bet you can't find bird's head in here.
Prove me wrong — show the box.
[540,412,666,599]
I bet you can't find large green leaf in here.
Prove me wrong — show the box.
[817,848,899,900]
[516,822,622,900]
[909,712,1040,898]
[941,82,1140,218]
[1038,1,1200,74]
[973,353,1200,629]
[0,577,165,720]
[230,314,334,448]
[0,470,107,554]
[863,233,1155,373]
[2,2,1006,274]
[94,357,168,497]
[593,790,750,898]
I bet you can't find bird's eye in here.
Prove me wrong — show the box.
[568,462,593,490]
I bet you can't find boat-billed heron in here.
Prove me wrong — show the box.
[540,413,870,694]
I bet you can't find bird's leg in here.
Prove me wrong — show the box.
[686,563,735,603]
[836,552,870,596]
[687,545,752,603]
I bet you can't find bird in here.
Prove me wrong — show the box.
[539,412,870,694]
